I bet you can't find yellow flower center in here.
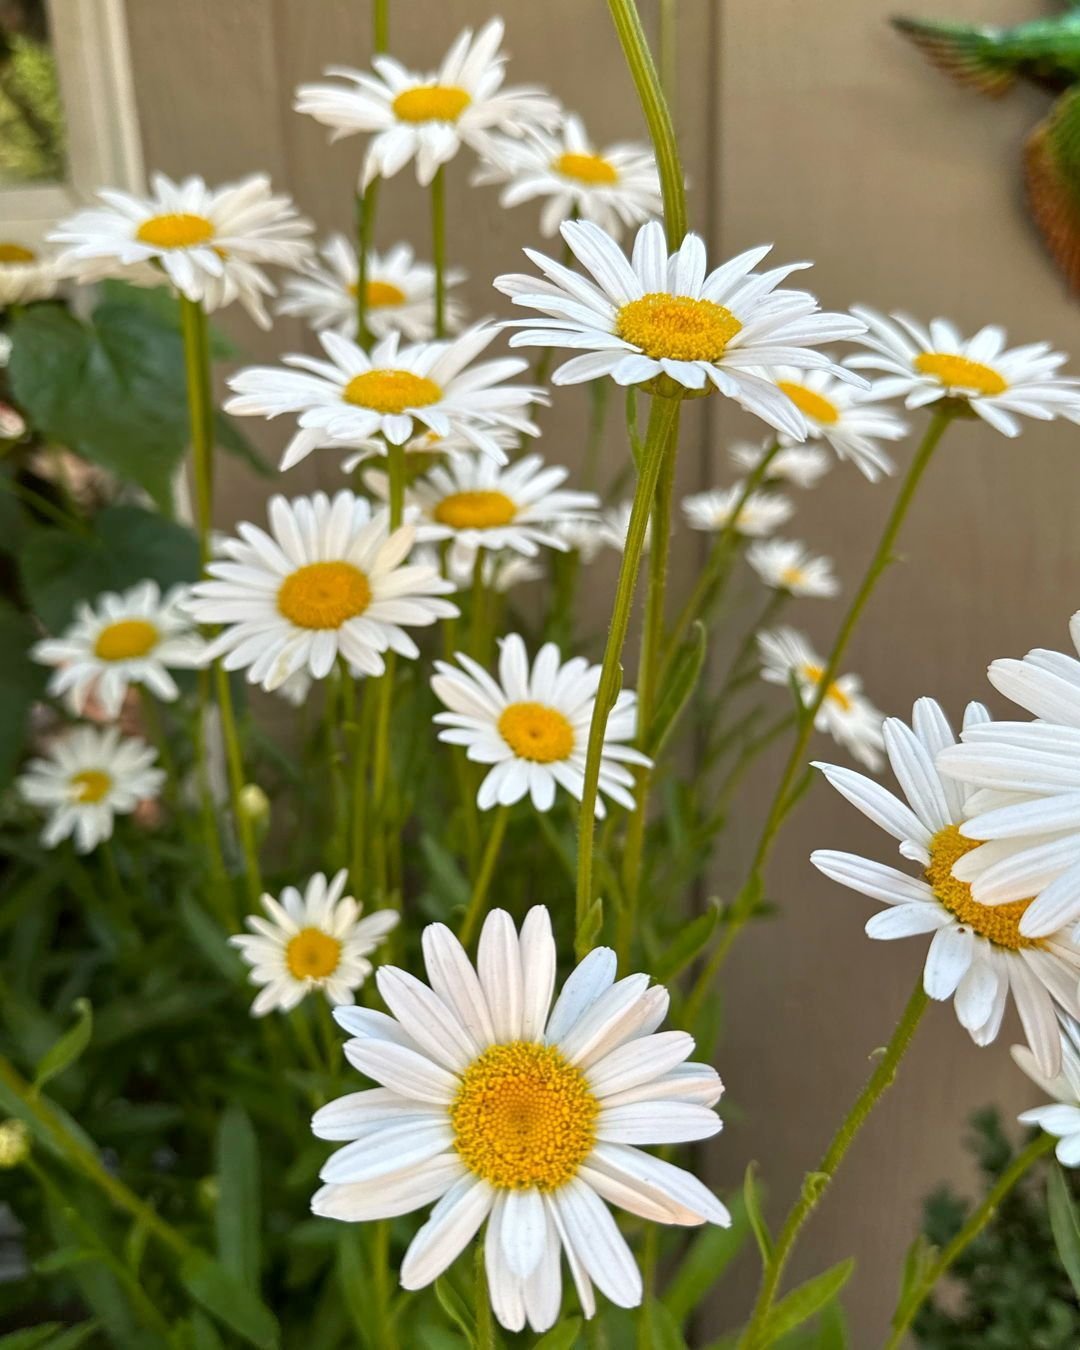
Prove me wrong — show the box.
[433,490,518,530]
[135,213,216,249]
[450,1042,599,1191]
[498,701,575,763]
[616,293,742,363]
[285,926,342,980]
[93,619,159,662]
[349,279,407,308]
[392,84,472,123]
[277,562,371,630]
[342,369,442,414]
[800,663,852,712]
[554,151,619,185]
[0,242,36,263]
[777,380,840,425]
[780,566,807,588]
[925,825,1039,950]
[71,769,112,804]
[914,352,1007,397]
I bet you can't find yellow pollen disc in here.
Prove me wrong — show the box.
[347,278,407,308]
[342,369,442,414]
[925,825,1039,950]
[780,566,806,588]
[0,242,36,263]
[498,701,575,763]
[433,490,518,530]
[616,292,742,363]
[135,213,216,250]
[285,926,342,980]
[800,662,852,712]
[914,352,1007,396]
[93,619,159,662]
[392,84,472,123]
[777,380,840,425]
[554,151,619,185]
[450,1042,599,1191]
[277,561,371,630]
[71,769,111,804]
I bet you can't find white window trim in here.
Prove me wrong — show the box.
[3,0,143,242]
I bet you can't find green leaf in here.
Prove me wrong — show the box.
[37,1325,102,1350]
[895,1230,936,1307]
[576,897,604,952]
[663,1195,748,1322]
[1048,1161,1080,1298]
[759,1259,855,1345]
[179,895,246,981]
[743,1161,773,1265]
[648,620,706,756]
[32,997,92,1094]
[652,899,722,983]
[215,1105,261,1291]
[179,1251,280,1349]
[534,1320,583,1350]
[638,1300,689,1349]
[434,1274,476,1343]
[0,600,47,788]
[0,1329,64,1350]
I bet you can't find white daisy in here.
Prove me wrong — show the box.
[746,540,838,598]
[936,613,1080,940]
[417,544,543,595]
[1013,1017,1080,1166]
[277,237,466,342]
[50,173,313,328]
[846,309,1080,437]
[766,364,908,482]
[495,219,865,436]
[598,501,651,556]
[339,423,524,476]
[758,627,885,770]
[811,698,1080,1077]
[17,725,164,854]
[0,240,62,306]
[311,905,729,1332]
[729,439,832,490]
[225,325,541,471]
[681,485,793,537]
[295,19,560,188]
[431,634,648,816]
[551,517,610,564]
[230,870,399,1017]
[31,581,205,719]
[474,112,662,239]
[185,491,458,693]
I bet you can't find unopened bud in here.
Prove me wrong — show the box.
[239,783,270,827]
[0,1119,30,1169]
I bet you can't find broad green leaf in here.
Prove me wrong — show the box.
[185,1314,226,1350]
[663,1195,748,1322]
[1048,1161,1080,1298]
[759,1259,855,1345]
[534,1319,583,1349]
[653,900,722,983]
[33,998,92,1094]
[215,1105,261,1291]
[895,1230,936,1307]
[0,600,47,788]
[420,833,472,912]
[743,1161,773,1264]
[648,620,707,756]
[179,1251,280,1349]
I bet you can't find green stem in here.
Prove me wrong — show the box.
[325,668,348,871]
[193,668,232,924]
[575,395,680,958]
[431,166,447,338]
[215,664,262,908]
[350,676,375,893]
[468,548,488,661]
[372,0,389,52]
[354,180,381,350]
[739,983,929,1349]
[459,805,510,948]
[883,1131,1055,1350]
[474,1241,495,1349]
[371,442,406,901]
[178,296,215,564]
[371,1218,397,1350]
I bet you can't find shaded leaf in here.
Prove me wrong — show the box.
[434,1275,476,1343]
[0,600,47,788]
[33,997,92,1094]
[760,1259,855,1345]
[744,1161,773,1264]
[1048,1161,1080,1298]
[179,1251,280,1349]
[663,1194,749,1322]
[215,1105,261,1291]
[534,1319,583,1349]
[648,620,706,756]
[652,899,722,983]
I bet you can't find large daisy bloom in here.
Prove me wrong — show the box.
[758,627,885,770]
[17,725,164,854]
[0,240,63,306]
[747,540,838,598]
[846,309,1080,436]
[767,364,908,482]
[186,491,458,693]
[230,870,399,1017]
[474,113,662,239]
[311,905,729,1331]
[431,634,648,815]
[681,485,793,537]
[495,219,865,436]
[295,19,560,189]
[277,237,465,342]
[935,613,1080,940]
[1013,1018,1080,1166]
[729,439,831,490]
[50,173,313,327]
[811,698,1080,1077]
[225,325,541,471]
[31,581,205,719]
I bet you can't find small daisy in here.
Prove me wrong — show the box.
[598,501,651,555]
[51,173,313,328]
[31,581,205,719]
[311,905,728,1332]
[474,112,662,239]
[758,627,885,770]
[339,423,524,476]
[295,19,560,188]
[729,439,831,490]
[767,364,908,482]
[230,870,399,1017]
[185,491,458,693]
[847,309,1080,436]
[226,325,541,471]
[747,540,838,598]
[0,240,62,306]
[1013,1018,1080,1166]
[17,725,164,854]
[681,485,793,537]
[414,544,544,595]
[811,698,1080,1076]
[277,237,465,341]
[936,613,1080,939]
[495,219,865,436]
[431,634,648,815]
[551,517,609,563]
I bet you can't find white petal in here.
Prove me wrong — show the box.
[400,1175,494,1290]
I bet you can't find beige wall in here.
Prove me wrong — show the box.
[123,0,1079,1342]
